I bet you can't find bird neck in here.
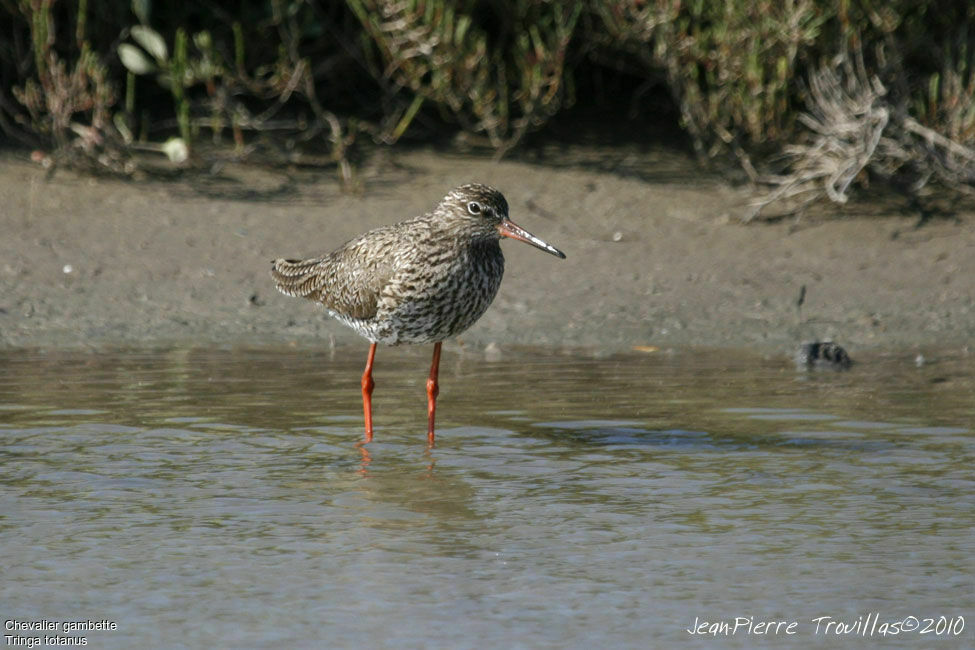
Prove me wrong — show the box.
[469,236,503,262]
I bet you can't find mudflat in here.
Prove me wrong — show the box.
[1,146,972,355]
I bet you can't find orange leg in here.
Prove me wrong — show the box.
[361,342,377,442]
[426,341,442,445]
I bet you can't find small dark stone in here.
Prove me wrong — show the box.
[796,341,852,369]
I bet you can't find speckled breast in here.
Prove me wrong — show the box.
[373,243,505,345]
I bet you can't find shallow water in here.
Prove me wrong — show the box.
[1,346,973,648]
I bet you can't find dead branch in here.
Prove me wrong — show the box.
[748,47,975,220]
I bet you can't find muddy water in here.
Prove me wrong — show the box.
[1,347,972,648]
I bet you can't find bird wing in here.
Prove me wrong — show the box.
[270,225,405,321]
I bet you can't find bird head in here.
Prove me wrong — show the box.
[440,183,566,259]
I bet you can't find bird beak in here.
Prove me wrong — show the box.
[498,218,566,259]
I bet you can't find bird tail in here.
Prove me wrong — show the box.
[270,258,324,299]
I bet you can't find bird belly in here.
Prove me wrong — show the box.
[325,310,389,343]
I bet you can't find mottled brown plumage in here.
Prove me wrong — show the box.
[270,183,565,443]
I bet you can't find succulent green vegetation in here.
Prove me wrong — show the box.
[1,0,972,214]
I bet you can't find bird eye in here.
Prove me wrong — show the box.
[467,201,481,215]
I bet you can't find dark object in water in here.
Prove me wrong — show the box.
[796,341,852,369]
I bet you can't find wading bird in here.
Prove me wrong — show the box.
[271,183,565,444]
